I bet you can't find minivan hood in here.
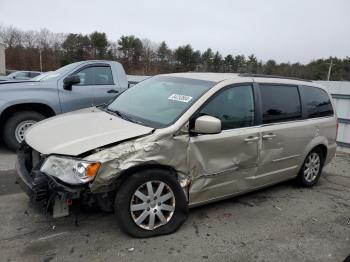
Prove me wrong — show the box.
[25,107,154,156]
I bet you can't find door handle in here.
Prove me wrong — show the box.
[107,89,119,94]
[244,136,259,143]
[262,133,276,140]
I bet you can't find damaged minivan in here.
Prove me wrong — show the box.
[16,73,337,237]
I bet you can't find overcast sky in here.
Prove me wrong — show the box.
[0,0,349,63]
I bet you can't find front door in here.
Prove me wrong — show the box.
[58,64,119,113]
[90,65,121,105]
[58,65,95,113]
[188,84,260,205]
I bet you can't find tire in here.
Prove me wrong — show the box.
[296,147,324,187]
[3,111,45,151]
[115,169,188,238]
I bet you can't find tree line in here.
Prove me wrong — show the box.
[0,24,349,80]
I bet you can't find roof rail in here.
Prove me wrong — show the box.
[239,73,312,82]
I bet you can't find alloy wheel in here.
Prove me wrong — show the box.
[130,180,175,230]
[304,152,321,182]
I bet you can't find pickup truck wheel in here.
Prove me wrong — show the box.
[3,111,45,151]
[115,169,188,238]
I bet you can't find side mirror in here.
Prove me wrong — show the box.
[194,115,221,134]
[63,75,80,90]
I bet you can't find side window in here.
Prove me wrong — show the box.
[260,84,301,124]
[14,72,28,78]
[302,86,334,118]
[94,67,114,85]
[76,66,114,86]
[29,72,40,78]
[199,85,254,130]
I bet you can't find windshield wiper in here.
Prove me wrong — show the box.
[104,107,147,126]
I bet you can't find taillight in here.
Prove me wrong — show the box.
[336,118,339,140]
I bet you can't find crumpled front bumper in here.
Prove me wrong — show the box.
[16,146,49,201]
[15,144,87,217]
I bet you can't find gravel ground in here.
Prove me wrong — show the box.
[0,148,349,262]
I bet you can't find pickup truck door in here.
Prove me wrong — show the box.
[90,65,122,105]
[58,64,119,113]
[58,69,93,113]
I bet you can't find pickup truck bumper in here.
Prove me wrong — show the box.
[16,144,86,217]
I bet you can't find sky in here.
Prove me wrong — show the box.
[0,0,349,63]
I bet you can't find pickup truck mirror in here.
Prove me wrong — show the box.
[63,75,80,90]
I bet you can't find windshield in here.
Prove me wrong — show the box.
[107,76,215,128]
[32,62,81,81]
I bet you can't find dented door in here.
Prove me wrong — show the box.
[187,84,259,205]
[188,127,260,205]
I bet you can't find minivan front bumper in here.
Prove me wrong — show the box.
[16,144,86,217]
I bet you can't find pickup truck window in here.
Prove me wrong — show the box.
[76,66,114,86]
[107,76,215,128]
[34,62,81,81]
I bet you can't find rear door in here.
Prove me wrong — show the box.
[255,83,310,186]
[189,84,260,205]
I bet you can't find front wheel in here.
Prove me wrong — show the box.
[3,111,45,151]
[296,148,324,187]
[115,169,188,238]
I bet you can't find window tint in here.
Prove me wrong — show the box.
[29,72,40,78]
[302,86,334,118]
[199,85,254,130]
[260,85,301,124]
[76,66,114,85]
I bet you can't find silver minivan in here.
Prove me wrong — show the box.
[16,73,337,237]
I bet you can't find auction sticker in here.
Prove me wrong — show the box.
[168,94,193,103]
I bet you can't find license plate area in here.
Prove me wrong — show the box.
[53,196,69,218]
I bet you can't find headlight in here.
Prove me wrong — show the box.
[40,155,101,185]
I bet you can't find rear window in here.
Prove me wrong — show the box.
[260,84,301,124]
[301,86,334,118]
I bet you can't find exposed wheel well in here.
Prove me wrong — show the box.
[312,144,328,161]
[0,103,56,133]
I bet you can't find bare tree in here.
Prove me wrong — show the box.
[141,38,157,74]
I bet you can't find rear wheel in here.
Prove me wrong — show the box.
[297,148,324,187]
[3,111,45,151]
[115,169,188,238]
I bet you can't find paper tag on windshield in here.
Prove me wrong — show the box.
[168,94,193,103]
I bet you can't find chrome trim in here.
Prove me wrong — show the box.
[199,166,239,178]
[218,115,335,132]
[260,115,335,127]
[246,165,298,180]
[272,154,300,163]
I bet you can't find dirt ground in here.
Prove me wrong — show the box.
[0,148,349,262]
